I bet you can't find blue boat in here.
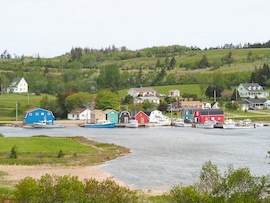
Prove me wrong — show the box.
[84,120,115,128]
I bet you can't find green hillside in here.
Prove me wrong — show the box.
[1,44,270,120]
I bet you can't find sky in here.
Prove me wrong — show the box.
[1,0,270,58]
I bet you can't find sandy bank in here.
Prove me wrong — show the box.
[0,165,120,184]
[0,164,165,195]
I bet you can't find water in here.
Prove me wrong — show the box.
[1,126,269,191]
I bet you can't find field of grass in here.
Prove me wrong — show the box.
[0,93,55,109]
[0,136,129,166]
[0,93,56,120]
[118,84,202,98]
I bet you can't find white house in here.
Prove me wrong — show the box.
[8,77,28,93]
[134,96,160,104]
[128,87,156,97]
[168,89,180,97]
[67,108,91,120]
[237,83,269,99]
[235,99,267,111]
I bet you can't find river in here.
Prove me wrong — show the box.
[1,126,269,191]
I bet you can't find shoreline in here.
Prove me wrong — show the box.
[0,164,165,195]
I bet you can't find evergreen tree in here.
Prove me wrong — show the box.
[169,57,176,69]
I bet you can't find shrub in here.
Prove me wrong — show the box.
[15,174,140,202]
[9,145,18,159]
[57,149,65,158]
[168,161,270,202]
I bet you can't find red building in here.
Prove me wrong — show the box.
[132,110,149,124]
[193,109,224,123]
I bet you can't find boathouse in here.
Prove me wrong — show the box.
[23,108,54,125]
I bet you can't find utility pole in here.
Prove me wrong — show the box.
[16,102,18,121]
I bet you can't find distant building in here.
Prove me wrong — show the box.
[237,83,269,99]
[236,99,267,111]
[119,110,132,124]
[131,110,149,124]
[23,108,54,125]
[90,110,106,124]
[168,89,180,97]
[67,108,91,120]
[104,109,119,123]
[134,96,160,104]
[128,87,156,97]
[8,77,28,93]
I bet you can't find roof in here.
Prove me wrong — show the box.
[69,108,87,114]
[131,110,147,117]
[129,87,156,92]
[10,77,23,87]
[103,109,118,114]
[239,83,266,92]
[181,101,203,106]
[136,96,160,100]
[91,109,104,114]
[182,108,224,115]
[23,107,54,118]
[236,99,266,105]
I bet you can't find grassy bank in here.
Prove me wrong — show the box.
[0,136,129,166]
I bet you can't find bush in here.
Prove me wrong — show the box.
[15,174,140,203]
[167,161,270,202]
[57,149,65,158]
[9,145,18,159]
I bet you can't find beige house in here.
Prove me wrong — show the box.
[90,110,106,124]
[181,101,203,109]
[168,89,180,97]
[128,87,156,97]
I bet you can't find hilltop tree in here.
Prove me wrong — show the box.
[195,55,210,69]
[169,57,176,69]
[70,47,83,61]
[95,90,120,110]
[97,64,120,90]
[64,92,93,113]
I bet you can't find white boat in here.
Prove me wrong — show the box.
[222,119,236,129]
[125,119,139,128]
[174,119,192,127]
[223,119,256,129]
[84,120,115,128]
[145,117,171,127]
[196,120,216,129]
[33,120,65,128]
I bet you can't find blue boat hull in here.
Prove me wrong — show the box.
[84,123,115,128]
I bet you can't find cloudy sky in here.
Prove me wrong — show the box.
[1,0,270,57]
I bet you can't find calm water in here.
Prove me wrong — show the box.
[1,126,269,191]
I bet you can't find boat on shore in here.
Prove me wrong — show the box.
[84,120,115,128]
[223,119,256,129]
[174,119,192,127]
[195,120,216,129]
[145,117,171,127]
[33,120,65,128]
[125,119,139,128]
